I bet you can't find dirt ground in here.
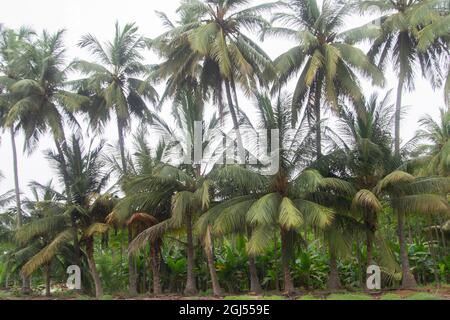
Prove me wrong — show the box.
[1,285,449,300]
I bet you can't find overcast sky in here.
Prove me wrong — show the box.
[0,0,446,200]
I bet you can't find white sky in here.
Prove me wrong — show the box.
[0,0,446,200]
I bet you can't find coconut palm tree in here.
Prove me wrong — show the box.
[148,9,205,106]
[2,29,89,205]
[348,0,447,156]
[0,27,70,294]
[410,108,450,176]
[198,91,352,295]
[73,22,159,173]
[73,22,159,294]
[265,0,384,159]
[105,129,168,295]
[49,134,113,298]
[335,92,396,265]
[127,213,161,295]
[151,0,277,157]
[413,0,450,105]
[178,0,276,99]
[125,86,225,296]
[17,181,68,296]
[374,170,450,288]
[0,27,34,229]
[19,135,113,298]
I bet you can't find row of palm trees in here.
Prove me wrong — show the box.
[0,0,449,298]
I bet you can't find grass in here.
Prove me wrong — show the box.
[260,296,285,300]
[327,293,373,300]
[297,295,322,300]
[379,293,402,300]
[405,293,442,300]
[2,286,447,300]
[0,291,12,299]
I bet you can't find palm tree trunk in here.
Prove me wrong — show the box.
[21,276,31,295]
[426,225,440,285]
[248,255,262,294]
[10,127,22,228]
[247,229,262,294]
[54,136,82,279]
[395,76,405,157]
[10,127,31,295]
[366,214,376,266]
[366,231,374,266]
[127,225,137,295]
[327,249,342,291]
[230,77,241,114]
[204,226,222,296]
[86,237,103,298]
[117,118,127,172]
[45,262,51,297]
[224,80,245,163]
[150,241,162,295]
[280,229,295,295]
[184,211,198,296]
[4,273,9,289]
[397,210,417,289]
[314,79,323,159]
[71,215,81,267]
[54,137,71,199]
[117,120,137,296]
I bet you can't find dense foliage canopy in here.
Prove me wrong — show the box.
[0,0,449,298]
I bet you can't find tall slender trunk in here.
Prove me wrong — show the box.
[356,240,364,288]
[230,77,241,115]
[45,262,51,297]
[54,136,81,283]
[314,79,323,159]
[127,225,137,295]
[117,119,137,295]
[10,127,22,228]
[327,248,342,291]
[117,118,127,173]
[224,80,245,163]
[395,76,405,157]
[273,232,280,291]
[366,214,376,266]
[438,216,447,253]
[427,225,440,285]
[397,210,417,289]
[247,229,262,294]
[71,214,81,268]
[150,241,162,295]
[10,127,30,295]
[21,275,31,295]
[248,255,262,294]
[204,226,223,296]
[184,211,197,295]
[86,237,103,298]
[366,231,374,266]
[4,273,9,289]
[280,229,295,295]
[54,137,71,200]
